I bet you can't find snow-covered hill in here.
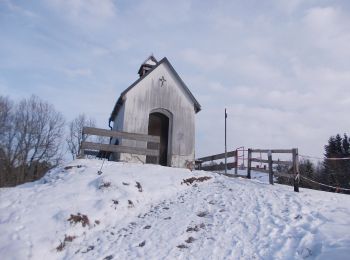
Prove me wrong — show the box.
[1,159,350,260]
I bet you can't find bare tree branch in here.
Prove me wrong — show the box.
[0,95,65,187]
[66,114,96,160]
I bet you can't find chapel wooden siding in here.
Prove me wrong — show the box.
[109,56,201,168]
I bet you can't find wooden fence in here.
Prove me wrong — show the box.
[196,150,237,172]
[80,127,160,162]
[247,148,299,192]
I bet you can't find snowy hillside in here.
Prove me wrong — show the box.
[1,159,350,260]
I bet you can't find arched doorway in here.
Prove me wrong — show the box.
[146,110,172,166]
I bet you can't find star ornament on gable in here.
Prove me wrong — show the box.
[159,76,167,87]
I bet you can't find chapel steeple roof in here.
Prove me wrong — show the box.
[137,55,158,77]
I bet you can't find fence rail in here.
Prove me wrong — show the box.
[251,149,294,154]
[250,158,293,166]
[80,127,160,161]
[247,148,299,192]
[196,150,237,172]
[196,151,236,162]
[82,126,160,143]
[81,141,159,157]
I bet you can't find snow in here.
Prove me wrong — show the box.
[1,159,350,259]
[145,59,157,66]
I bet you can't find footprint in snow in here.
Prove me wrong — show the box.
[185,237,196,243]
[81,245,94,253]
[138,241,146,247]
[128,200,134,208]
[186,223,205,232]
[197,211,209,217]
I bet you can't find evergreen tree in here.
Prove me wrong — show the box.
[299,159,318,190]
[342,134,350,156]
[323,133,350,193]
[324,135,340,188]
[335,134,343,157]
[324,136,337,159]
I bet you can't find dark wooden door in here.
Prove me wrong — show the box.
[146,112,169,166]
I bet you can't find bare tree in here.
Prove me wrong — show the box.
[66,114,96,160]
[0,95,65,187]
[0,96,14,185]
[0,96,12,136]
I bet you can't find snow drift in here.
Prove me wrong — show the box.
[0,159,349,259]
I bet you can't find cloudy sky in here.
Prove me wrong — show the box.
[1,0,350,159]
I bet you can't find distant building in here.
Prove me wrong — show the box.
[109,55,201,168]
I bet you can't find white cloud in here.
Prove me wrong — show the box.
[46,0,117,28]
[304,6,340,33]
[3,0,38,18]
[302,6,350,58]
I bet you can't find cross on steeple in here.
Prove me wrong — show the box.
[159,76,166,87]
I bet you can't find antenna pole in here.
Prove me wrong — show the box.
[225,108,227,174]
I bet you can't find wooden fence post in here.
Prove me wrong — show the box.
[293,148,299,192]
[235,150,238,175]
[78,131,84,158]
[268,150,273,185]
[78,131,85,159]
[79,148,85,159]
[247,149,252,179]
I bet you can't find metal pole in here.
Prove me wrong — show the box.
[293,148,299,192]
[268,150,273,185]
[225,108,227,174]
[247,149,252,179]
